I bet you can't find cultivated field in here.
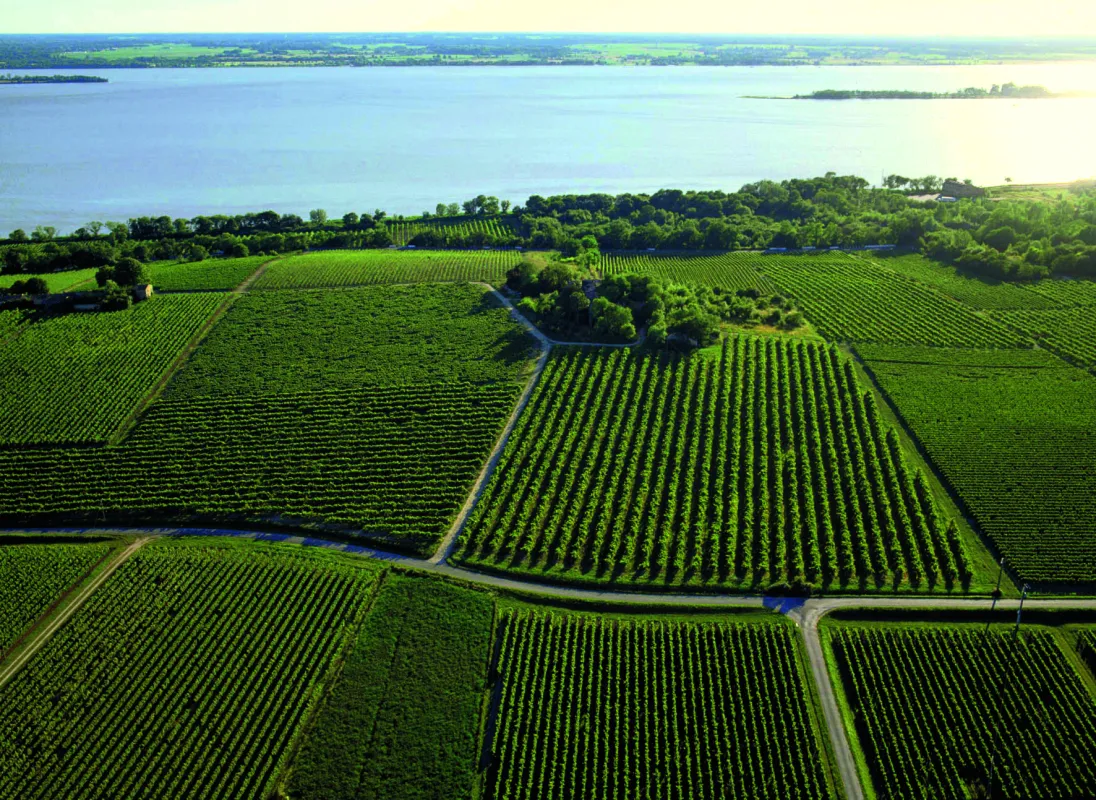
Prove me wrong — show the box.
[148,255,270,291]
[487,609,835,799]
[600,251,778,293]
[460,338,973,591]
[858,345,1096,586]
[0,538,378,799]
[994,307,1096,371]
[0,268,98,293]
[0,293,226,445]
[250,249,521,289]
[869,253,1060,309]
[388,216,517,246]
[827,620,1096,798]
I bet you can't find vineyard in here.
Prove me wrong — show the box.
[994,307,1096,371]
[288,574,494,800]
[388,216,517,246]
[250,249,521,289]
[164,284,533,399]
[758,253,1027,347]
[1023,277,1096,307]
[0,538,378,800]
[460,338,972,590]
[0,308,28,341]
[486,610,834,800]
[1079,630,1096,675]
[858,344,1096,586]
[599,251,778,293]
[0,383,518,553]
[828,624,1096,799]
[0,293,226,445]
[0,268,98,294]
[0,537,114,654]
[867,253,1060,310]
[148,255,270,291]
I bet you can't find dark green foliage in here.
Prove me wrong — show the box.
[830,625,1096,799]
[859,345,1096,586]
[487,610,833,799]
[164,284,532,400]
[0,539,377,800]
[289,574,494,800]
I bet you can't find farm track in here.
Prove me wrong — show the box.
[0,536,148,691]
[7,525,1096,800]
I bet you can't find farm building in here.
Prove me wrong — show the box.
[134,284,154,301]
[941,180,986,199]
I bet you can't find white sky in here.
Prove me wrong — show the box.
[7,0,1096,37]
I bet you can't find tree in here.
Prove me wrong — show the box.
[113,257,150,286]
[31,225,56,242]
[481,196,501,215]
[24,277,48,295]
[462,199,476,215]
[100,280,131,311]
[230,242,250,258]
[342,212,359,228]
[2,248,27,274]
[185,244,209,262]
[591,297,637,341]
[446,203,460,217]
[501,200,511,214]
[436,203,448,217]
[309,209,328,226]
[9,229,28,243]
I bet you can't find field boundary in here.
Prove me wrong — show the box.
[107,293,237,445]
[0,536,147,691]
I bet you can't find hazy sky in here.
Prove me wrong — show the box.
[7,0,1096,36]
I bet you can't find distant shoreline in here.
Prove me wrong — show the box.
[749,84,1088,100]
[0,74,107,84]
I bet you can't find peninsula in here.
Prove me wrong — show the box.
[0,73,107,84]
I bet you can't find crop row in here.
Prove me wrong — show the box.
[163,284,533,399]
[0,293,227,445]
[288,574,494,800]
[486,610,832,800]
[388,216,516,246]
[460,338,967,590]
[759,253,1027,347]
[0,538,377,800]
[994,307,1096,371]
[0,383,518,555]
[1079,630,1096,676]
[250,249,521,289]
[0,539,113,654]
[1023,277,1096,307]
[599,251,778,293]
[858,344,1096,586]
[870,254,1060,310]
[830,626,1096,798]
[149,255,270,291]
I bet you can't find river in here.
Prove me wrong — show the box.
[2,63,1095,232]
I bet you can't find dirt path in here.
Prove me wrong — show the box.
[0,537,148,691]
[233,256,282,293]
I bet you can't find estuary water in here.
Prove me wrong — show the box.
[2,63,1095,232]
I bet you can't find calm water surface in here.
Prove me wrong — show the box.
[2,64,1095,231]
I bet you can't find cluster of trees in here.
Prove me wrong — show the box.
[5,174,1095,283]
[3,277,49,296]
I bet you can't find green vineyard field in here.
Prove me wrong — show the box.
[1023,277,1096,307]
[460,338,971,590]
[995,307,1096,371]
[0,293,227,445]
[759,253,1027,347]
[288,574,494,800]
[0,268,98,294]
[828,624,1096,799]
[858,345,1096,586]
[0,537,114,654]
[486,610,834,800]
[250,249,521,289]
[388,216,517,246]
[600,251,778,293]
[148,256,270,291]
[0,538,378,800]
[0,383,518,553]
[164,284,533,399]
[867,254,1059,310]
